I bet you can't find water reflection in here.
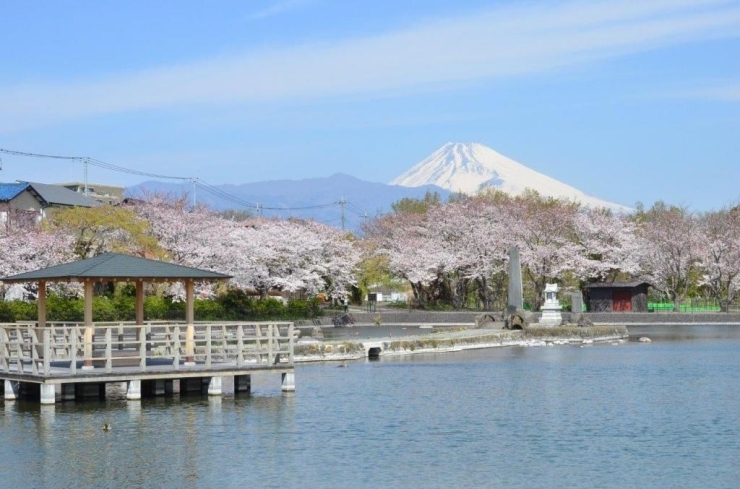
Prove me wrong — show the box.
[628,323,740,342]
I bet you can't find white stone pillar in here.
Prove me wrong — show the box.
[126,380,142,400]
[281,372,295,392]
[207,376,223,396]
[40,384,56,405]
[4,380,19,400]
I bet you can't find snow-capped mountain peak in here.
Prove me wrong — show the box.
[390,142,629,212]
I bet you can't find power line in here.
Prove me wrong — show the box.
[0,146,371,218]
[0,148,82,161]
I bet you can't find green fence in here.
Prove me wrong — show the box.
[648,301,723,313]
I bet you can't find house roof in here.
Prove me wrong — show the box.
[0,253,232,283]
[24,182,100,208]
[0,182,31,201]
[0,181,100,208]
[585,281,651,289]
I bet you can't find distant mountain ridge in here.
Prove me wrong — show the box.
[391,142,630,212]
[128,173,451,231]
[129,142,629,231]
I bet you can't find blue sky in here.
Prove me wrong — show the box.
[1,0,739,211]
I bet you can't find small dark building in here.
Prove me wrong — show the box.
[585,281,650,312]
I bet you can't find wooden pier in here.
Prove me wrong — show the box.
[1,320,296,404]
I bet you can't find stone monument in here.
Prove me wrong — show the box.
[571,291,583,316]
[538,283,563,327]
[507,246,523,311]
[504,246,529,329]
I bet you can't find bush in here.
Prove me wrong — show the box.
[144,296,173,320]
[47,295,83,322]
[0,302,15,322]
[195,299,226,321]
[1,291,326,323]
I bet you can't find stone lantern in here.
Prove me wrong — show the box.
[539,283,563,327]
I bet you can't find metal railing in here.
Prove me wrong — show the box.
[0,321,295,377]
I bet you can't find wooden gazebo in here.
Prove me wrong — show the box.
[0,253,297,404]
[1,252,231,367]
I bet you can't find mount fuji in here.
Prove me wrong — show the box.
[390,142,630,212]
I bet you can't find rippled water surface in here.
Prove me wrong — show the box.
[2,325,740,488]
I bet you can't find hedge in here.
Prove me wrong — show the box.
[0,292,323,323]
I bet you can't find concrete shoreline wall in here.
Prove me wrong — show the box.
[323,311,740,326]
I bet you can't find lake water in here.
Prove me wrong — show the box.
[2,325,739,489]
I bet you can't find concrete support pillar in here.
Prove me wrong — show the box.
[60,383,76,402]
[207,376,223,396]
[4,380,19,400]
[40,384,56,405]
[126,380,142,400]
[281,372,295,392]
[234,375,251,394]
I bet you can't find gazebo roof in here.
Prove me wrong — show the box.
[0,253,232,283]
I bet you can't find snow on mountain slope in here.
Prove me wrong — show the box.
[390,142,630,212]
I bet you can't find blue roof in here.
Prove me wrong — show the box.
[0,182,30,201]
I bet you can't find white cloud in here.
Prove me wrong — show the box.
[2,0,740,132]
[682,82,740,101]
[247,0,314,20]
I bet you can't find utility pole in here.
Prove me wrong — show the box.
[339,197,347,231]
[83,157,90,196]
[190,178,197,207]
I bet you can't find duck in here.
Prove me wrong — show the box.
[102,423,112,431]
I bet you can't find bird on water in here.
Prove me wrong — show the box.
[102,423,112,431]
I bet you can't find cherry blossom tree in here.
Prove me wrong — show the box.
[634,202,702,310]
[697,205,740,307]
[0,225,73,298]
[364,210,447,307]
[574,208,641,282]
[508,192,583,310]
[427,197,511,309]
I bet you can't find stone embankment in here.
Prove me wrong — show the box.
[294,325,629,363]
[298,309,740,327]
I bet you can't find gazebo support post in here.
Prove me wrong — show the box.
[35,280,47,365]
[82,280,94,370]
[185,279,195,365]
[136,280,145,360]
[135,281,144,325]
[38,280,47,328]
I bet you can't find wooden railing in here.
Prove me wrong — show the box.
[0,321,295,376]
